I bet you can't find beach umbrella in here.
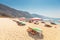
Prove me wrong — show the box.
[30,18,42,21]
[32,28,42,32]
[19,17,25,21]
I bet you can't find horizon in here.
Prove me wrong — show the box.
[0,0,60,18]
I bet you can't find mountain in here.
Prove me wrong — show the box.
[31,14,50,19]
[0,4,33,18]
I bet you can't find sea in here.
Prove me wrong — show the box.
[53,18,60,24]
[43,18,60,24]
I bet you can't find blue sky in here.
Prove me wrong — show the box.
[0,0,60,18]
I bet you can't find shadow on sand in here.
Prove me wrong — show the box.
[27,32,44,40]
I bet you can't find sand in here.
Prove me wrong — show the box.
[0,18,60,40]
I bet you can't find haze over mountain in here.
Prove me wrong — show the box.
[0,4,33,18]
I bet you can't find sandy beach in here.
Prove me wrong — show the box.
[0,18,60,40]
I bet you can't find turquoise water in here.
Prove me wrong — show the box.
[43,18,60,24]
[53,19,60,24]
